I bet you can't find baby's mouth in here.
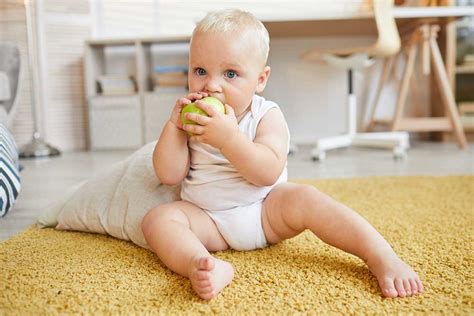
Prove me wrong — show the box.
[208,95,224,104]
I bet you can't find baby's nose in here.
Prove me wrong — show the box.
[204,77,222,93]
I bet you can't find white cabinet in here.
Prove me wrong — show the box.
[84,36,189,150]
[144,88,187,143]
[89,95,142,149]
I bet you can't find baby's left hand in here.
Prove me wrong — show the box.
[183,101,239,150]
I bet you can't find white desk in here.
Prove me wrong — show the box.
[262,5,472,148]
[145,5,471,148]
[393,6,474,18]
[262,6,474,37]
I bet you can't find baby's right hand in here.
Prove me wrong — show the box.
[169,91,208,130]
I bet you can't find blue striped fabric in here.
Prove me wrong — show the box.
[0,123,21,217]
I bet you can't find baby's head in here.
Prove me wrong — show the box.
[189,9,271,116]
[192,9,269,67]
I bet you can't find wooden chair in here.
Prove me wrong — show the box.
[301,0,410,161]
[0,42,22,128]
[366,22,467,149]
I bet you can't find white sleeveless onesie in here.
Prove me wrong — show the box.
[181,94,289,250]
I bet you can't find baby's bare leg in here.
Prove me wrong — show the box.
[262,183,423,298]
[142,200,234,300]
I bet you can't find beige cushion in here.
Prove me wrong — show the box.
[0,71,11,101]
[37,142,180,249]
[0,106,7,125]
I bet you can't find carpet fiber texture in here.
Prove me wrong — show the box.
[1,176,473,314]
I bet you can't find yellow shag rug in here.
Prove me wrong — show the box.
[1,176,473,314]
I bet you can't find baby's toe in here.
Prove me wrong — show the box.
[199,285,214,294]
[198,257,214,271]
[394,278,406,297]
[416,278,424,293]
[198,287,216,300]
[379,277,398,298]
[195,279,211,289]
[409,279,418,294]
[403,279,412,296]
[194,270,210,281]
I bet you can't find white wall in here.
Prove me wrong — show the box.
[40,0,91,150]
[266,37,365,144]
[93,0,158,37]
[0,1,35,146]
[0,0,91,151]
[1,0,430,151]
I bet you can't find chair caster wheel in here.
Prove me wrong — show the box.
[393,146,407,160]
[311,150,326,161]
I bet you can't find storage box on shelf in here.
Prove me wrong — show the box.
[151,65,188,90]
[84,36,190,150]
[97,75,136,95]
[140,40,189,143]
[88,95,142,149]
[145,68,188,142]
[144,87,187,142]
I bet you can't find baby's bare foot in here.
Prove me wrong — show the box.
[188,256,234,300]
[367,249,424,298]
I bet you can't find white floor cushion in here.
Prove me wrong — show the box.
[37,142,180,249]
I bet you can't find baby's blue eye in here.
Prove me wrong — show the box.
[225,70,237,79]
[195,68,206,76]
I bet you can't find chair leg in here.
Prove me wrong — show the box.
[352,131,409,159]
[410,64,424,117]
[310,69,356,161]
[429,34,467,149]
[391,51,402,81]
[347,69,357,135]
[366,56,395,131]
[391,42,418,131]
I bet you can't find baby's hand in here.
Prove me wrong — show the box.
[184,101,239,150]
[169,92,208,130]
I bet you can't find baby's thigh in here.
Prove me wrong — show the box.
[261,183,310,244]
[143,200,229,251]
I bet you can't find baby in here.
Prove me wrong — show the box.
[142,9,423,300]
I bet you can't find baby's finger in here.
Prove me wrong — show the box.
[177,97,192,107]
[184,123,204,135]
[186,113,210,125]
[187,92,207,101]
[190,134,204,143]
[175,117,184,129]
[186,93,201,100]
[195,100,217,117]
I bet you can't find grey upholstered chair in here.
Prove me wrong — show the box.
[0,42,22,128]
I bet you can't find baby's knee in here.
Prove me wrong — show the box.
[290,184,329,207]
[141,204,187,235]
[292,183,319,200]
[142,206,159,235]
[142,205,172,233]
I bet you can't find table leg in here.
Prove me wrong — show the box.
[429,30,467,149]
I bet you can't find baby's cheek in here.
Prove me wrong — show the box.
[188,81,202,93]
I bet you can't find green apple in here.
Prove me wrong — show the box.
[180,96,225,127]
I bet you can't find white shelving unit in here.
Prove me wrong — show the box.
[84,36,190,150]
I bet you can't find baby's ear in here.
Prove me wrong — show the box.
[256,66,271,93]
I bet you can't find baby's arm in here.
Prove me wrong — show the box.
[153,92,208,185]
[184,102,288,186]
[221,107,288,186]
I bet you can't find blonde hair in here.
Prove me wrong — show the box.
[192,9,270,65]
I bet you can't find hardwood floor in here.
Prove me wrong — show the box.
[1,141,472,241]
